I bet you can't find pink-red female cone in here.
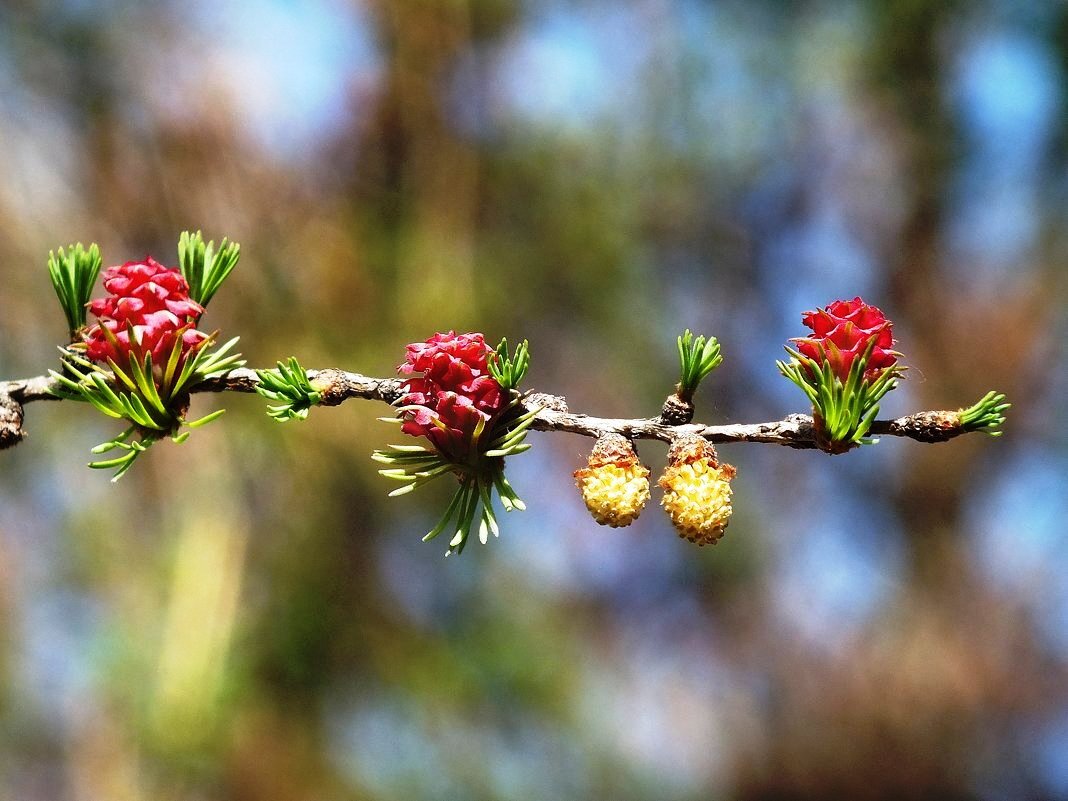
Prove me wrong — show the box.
[398,331,505,461]
[792,297,897,382]
[83,258,208,367]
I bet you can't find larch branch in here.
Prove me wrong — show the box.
[1,368,975,451]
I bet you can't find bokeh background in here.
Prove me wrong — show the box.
[1,1,1067,799]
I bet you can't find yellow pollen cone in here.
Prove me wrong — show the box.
[574,434,650,528]
[659,435,736,545]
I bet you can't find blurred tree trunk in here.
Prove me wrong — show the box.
[362,0,480,327]
[868,0,969,587]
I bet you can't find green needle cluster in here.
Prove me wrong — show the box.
[958,391,1011,436]
[488,338,530,391]
[178,230,241,307]
[48,243,101,336]
[50,335,243,479]
[255,357,322,421]
[374,378,539,556]
[677,330,723,398]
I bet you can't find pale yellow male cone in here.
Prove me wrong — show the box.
[659,435,736,545]
[574,434,650,527]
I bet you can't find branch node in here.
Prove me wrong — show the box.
[781,413,818,449]
[660,392,695,426]
[310,368,350,407]
[0,394,25,449]
[526,392,568,414]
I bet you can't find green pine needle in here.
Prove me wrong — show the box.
[255,357,322,422]
[50,334,244,479]
[489,338,531,391]
[48,243,102,335]
[677,330,723,396]
[178,230,241,307]
[958,391,1011,436]
[87,432,153,482]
